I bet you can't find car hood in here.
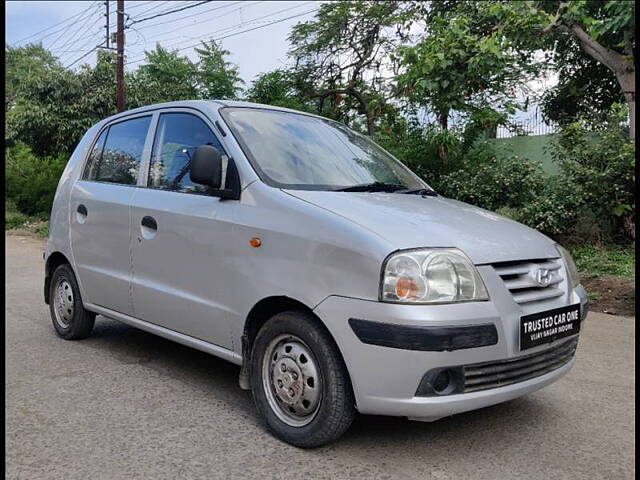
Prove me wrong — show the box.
[283,190,558,264]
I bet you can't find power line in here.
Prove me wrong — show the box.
[57,28,105,64]
[125,1,312,55]
[127,0,210,26]
[126,1,160,11]
[53,5,104,55]
[125,7,319,66]
[58,1,108,67]
[18,4,99,56]
[63,2,318,71]
[209,8,320,44]
[129,1,243,32]
[47,2,102,52]
[128,0,173,18]
[123,1,262,47]
[65,45,101,69]
[10,2,98,45]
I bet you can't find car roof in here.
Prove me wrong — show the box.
[97,99,324,126]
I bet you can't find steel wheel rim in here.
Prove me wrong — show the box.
[262,334,322,427]
[53,278,74,329]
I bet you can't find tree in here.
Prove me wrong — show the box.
[76,50,119,120]
[395,10,539,130]
[195,40,244,100]
[394,1,545,161]
[6,44,84,156]
[288,0,416,134]
[245,69,314,112]
[131,44,199,105]
[540,45,625,124]
[405,0,635,139]
[5,43,60,113]
[6,49,131,156]
[542,1,635,139]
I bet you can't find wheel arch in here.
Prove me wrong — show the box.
[239,295,349,392]
[44,251,72,304]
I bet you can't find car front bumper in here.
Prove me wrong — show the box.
[313,276,588,421]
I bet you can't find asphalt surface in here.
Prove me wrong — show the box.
[5,234,636,479]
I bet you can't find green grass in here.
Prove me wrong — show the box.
[5,208,29,229]
[569,244,635,278]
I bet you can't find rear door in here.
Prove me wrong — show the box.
[70,114,153,315]
[129,109,237,348]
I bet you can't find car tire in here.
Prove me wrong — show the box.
[49,264,95,340]
[250,310,356,448]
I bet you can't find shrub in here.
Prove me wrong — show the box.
[5,142,67,217]
[550,104,635,241]
[5,199,29,229]
[438,143,546,211]
[515,175,584,238]
[376,121,464,188]
[440,105,635,243]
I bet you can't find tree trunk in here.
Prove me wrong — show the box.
[315,87,374,135]
[624,91,635,141]
[437,110,449,162]
[617,71,635,141]
[563,22,635,141]
[438,111,448,129]
[348,88,374,136]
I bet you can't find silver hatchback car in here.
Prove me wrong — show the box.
[45,100,588,447]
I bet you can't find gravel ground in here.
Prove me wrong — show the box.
[5,234,636,479]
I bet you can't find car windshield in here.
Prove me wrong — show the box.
[222,107,427,191]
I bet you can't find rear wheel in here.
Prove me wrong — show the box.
[49,264,95,340]
[250,311,356,448]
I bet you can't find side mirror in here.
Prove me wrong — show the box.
[191,145,223,189]
[190,144,241,200]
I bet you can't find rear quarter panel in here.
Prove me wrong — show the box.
[46,123,103,299]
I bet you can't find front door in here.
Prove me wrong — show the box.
[70,114,153,315]
[129,111,237,349]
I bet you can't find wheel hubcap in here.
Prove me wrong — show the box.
[262,334,322,427]
[53,278,74,328]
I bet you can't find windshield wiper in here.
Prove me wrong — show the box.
[332,182,407,192]
[396,188,438,197]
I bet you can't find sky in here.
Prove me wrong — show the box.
[5,0,320,84]
[6,0,554,129]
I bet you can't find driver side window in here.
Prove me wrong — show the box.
[148,112,226,194]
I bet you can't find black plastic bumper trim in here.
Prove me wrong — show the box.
[348,318,499,352]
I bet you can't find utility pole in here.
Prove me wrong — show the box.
[104,1,110,49]
[116,0,125,112]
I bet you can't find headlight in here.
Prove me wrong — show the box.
[556,244,580,288]
[381,248,489,304]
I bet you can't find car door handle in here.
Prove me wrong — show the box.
[77,204,88,216]
[141,216,157,231]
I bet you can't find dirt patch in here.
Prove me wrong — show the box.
[5,222,48,240]
[581,275,635,317]
[6,229,43,238]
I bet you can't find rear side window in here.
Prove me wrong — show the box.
[83,116,151,185]
[83,129,108,180]
[148,113,226,194]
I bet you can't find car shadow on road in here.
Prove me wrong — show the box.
[85,315,557,448]
[87,316,256,415]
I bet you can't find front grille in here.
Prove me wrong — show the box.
[493,258,565,304]
[462,337,578,393]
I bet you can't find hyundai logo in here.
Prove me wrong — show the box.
[535,268,552,287]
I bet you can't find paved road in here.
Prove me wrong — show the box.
[5,234,635,479]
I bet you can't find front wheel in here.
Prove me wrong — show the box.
[250,311,356,448]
